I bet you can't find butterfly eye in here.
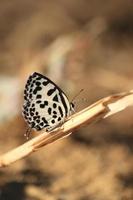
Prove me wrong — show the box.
[70,102,75,110]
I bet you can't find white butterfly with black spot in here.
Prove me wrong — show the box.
[22,72,74,132]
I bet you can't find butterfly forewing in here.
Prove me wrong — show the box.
[22,72,72,131]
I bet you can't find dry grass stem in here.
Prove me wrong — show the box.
[0,91,133,167]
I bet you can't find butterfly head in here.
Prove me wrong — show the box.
[70,89,83,113]
[70,102,75,112]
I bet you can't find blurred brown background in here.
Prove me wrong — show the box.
[0,1,133,200]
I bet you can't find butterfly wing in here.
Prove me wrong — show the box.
[22,72,71,131]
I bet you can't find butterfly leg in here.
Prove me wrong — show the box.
[24,127,32,140]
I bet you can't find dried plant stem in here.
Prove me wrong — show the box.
[0,91,133,167]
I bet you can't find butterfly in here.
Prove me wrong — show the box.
[22,72,74,134]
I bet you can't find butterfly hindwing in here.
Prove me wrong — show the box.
[22,72,72,131]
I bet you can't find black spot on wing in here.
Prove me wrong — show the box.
[35,81,41,86]
[32,107,35,112]
[36,94,42,99]
[36,100,41,104]
[42,117,48,124]
[58,117,61,121]
[44,124,49,128]
[51,119,55,124]
[23,110,26,115]
[40,122,44,126]
[32,73,37,78]
[44,101,48,106]
[58,106,63,117]
[53,94,59,102]
[28,117,32,121]
[35,125,42,131]
[33,116,38,120]
[48,107,52,115]
[36,76,42,80]
[29,94,32,99]
[24,115,28,120]
[36,119,40,123]
[24,96,27,100]
[43,81,49,86]
[27,77,32,84]
[47,87,56,96]
[40,104,45,108]
[24,89,27,95]
[30,112,34,116]
[33,86,42,95]
[39,101,48,108]
[31,121,35,128]
[53,103,57,108]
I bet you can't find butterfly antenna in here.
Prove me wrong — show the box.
[71,89,84,103]
[24,127,32,140]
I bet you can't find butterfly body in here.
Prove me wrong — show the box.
[22,72,74,131]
